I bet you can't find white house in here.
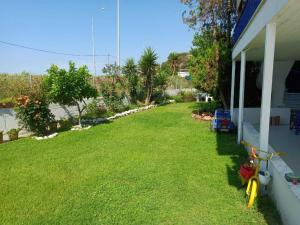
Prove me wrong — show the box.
[230,1,300,224]
[177,69,190,78]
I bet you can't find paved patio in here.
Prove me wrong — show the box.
[269,125,300,175]
[254,124,300,175]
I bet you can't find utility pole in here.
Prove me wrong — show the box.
[92,16,96,85]
[117,0,120,75]
[107,54,110,65]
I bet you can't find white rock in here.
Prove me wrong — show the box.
[34,132,58,140]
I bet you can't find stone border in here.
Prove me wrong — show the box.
[71,125,92,131]
[34,132,58,140]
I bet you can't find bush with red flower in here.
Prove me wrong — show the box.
[15,94,54,137]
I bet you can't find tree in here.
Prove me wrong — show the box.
[168,52,180,89]
[139,47,158,105]
[181,0,235,42]
[160,62,173,77]
[168,52,180,77]
[45,62,98,127]
[102,63,121,86]
[122,58,139,103]
[181,0,236,108]
[155,64,169,93]
[189,30,231,98]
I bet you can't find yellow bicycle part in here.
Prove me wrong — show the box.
[240,140,286,209]
[247,179,258,208]
[246,177,258,195]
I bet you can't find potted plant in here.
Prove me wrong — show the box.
[0,130,3,144]
[7,128,21,141]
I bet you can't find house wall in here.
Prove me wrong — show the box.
[257,61,294,107]
[242,122,300,225]
[165,88,197,97]
[232,107,291,125]
[271,61,295,107]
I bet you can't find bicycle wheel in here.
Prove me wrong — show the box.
[247,179,258,208]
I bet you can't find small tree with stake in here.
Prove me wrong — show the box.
[44,61,98,127]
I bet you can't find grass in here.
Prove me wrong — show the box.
[0,103,281,225]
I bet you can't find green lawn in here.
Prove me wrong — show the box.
[0,103,281,225]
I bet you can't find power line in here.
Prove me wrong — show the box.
[0,40,109,57]
[0,40,126,64]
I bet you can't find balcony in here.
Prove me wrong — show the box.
[232,0,262,45]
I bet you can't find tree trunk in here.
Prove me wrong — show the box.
[145,69,153,105]
[145,84,152,105]
[76,102,82,128]
[226,0,233,46]
[219,89,228,109]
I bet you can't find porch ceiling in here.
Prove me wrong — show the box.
[236,1,300,61]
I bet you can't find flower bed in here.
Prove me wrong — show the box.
[192,111,214,121]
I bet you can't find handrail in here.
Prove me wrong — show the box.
[240,140,286,160]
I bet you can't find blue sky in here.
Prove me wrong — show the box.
[0,0,194,74]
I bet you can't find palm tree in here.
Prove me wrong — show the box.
[139,47,158,105]
[168,52,180,77]
[168,52,180,89]
[123,58,138,103]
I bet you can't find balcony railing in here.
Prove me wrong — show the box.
[232,0,262,45]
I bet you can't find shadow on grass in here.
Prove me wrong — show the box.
[216,132,282,225]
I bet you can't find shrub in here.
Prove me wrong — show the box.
[57,119,73,131]
[105,96,128,113]
[48,121,58,133]
[180,91,196,102]
[196,101,221,114]
[100,83,129,113]
[15,95,54,136]
[0,131,3,144]
[172,95,184,103]
[7,128,21,141]
[85,99,108,119]
[170,91,195,103]
[152,91,171,104]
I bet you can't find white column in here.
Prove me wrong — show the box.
[230,60,236,120]
[260,23,277,153]
[237,51,246,144]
